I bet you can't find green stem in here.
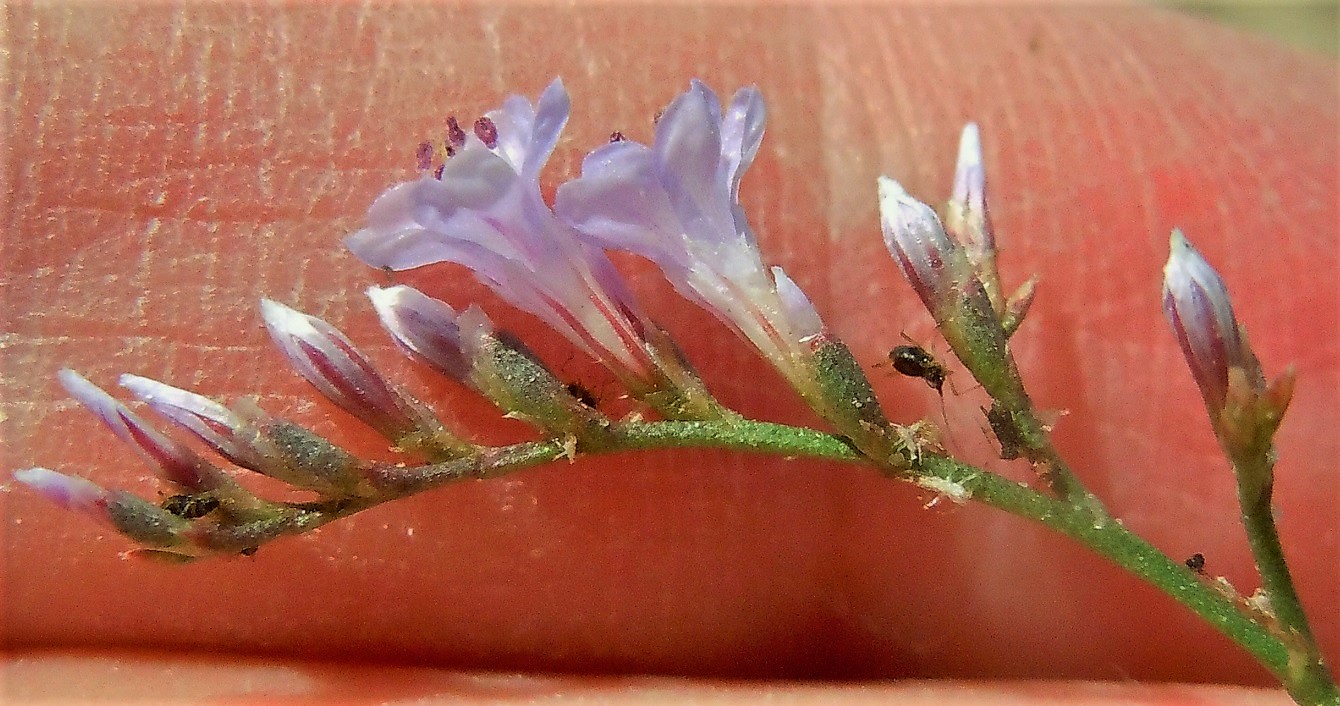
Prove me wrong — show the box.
[1235,454,1336,704]
[282,419,1333,702]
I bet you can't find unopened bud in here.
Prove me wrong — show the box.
[14,468,191,547]
[121,374,370,496]
[58,370,228,492]
[878,177,1018,402]
[260,300,464,457]
[945,123,1001,311]
[1162,229,1297,502]
[367,285,469,382]
[1162,230,1262,417]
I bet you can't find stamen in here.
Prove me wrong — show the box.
[446,116,467,149]
[473,117,498,149]
[415,141,434,172]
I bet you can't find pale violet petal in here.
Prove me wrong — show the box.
[720,86,766,198]
[555,142,687,268]
[367,285,468,381]
[653,82,735,243]
[524,78,570,174]
[772,267,824,341]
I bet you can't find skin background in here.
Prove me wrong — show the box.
[1,3,1336,703]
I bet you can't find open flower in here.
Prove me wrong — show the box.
[345,79,663,394]
[555,80,825,400]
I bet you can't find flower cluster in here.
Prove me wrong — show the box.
[876,126,1037,408]
[12,79,911,556]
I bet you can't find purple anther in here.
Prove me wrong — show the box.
[473,117,499,149]
[446,116,467,149]
[415,141,434,172]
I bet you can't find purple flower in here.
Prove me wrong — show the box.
[1162,229,1262,415]
[56,369,221,491]
[555,80,825,395]
[345,79,660,390]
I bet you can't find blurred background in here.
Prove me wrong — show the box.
[1167,1,1338,56]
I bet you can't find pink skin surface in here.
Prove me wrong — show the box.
[2,4,1335,703]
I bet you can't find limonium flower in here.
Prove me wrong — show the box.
[345,80,667,400]
[555,80,826,403]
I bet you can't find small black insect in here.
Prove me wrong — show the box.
[160,494,220,520]
[1185,553,1206,572]
[888,344,948,395]
[565,382,599,408]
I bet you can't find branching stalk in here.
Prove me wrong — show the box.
[272,418,1335,704]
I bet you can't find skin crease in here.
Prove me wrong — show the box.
[1,3,1335,704]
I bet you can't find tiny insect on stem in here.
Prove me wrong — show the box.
[888,344,948,395]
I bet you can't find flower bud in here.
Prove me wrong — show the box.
[879,177,1019,402]
[1162,230,1262,416]
[1162,229,1295,500]
[260,300,467,458]
[120,375,372,496]
[57,370,232,493]
[13,468,192,547]
[367,285,469,382]
[945,123,1002,311]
